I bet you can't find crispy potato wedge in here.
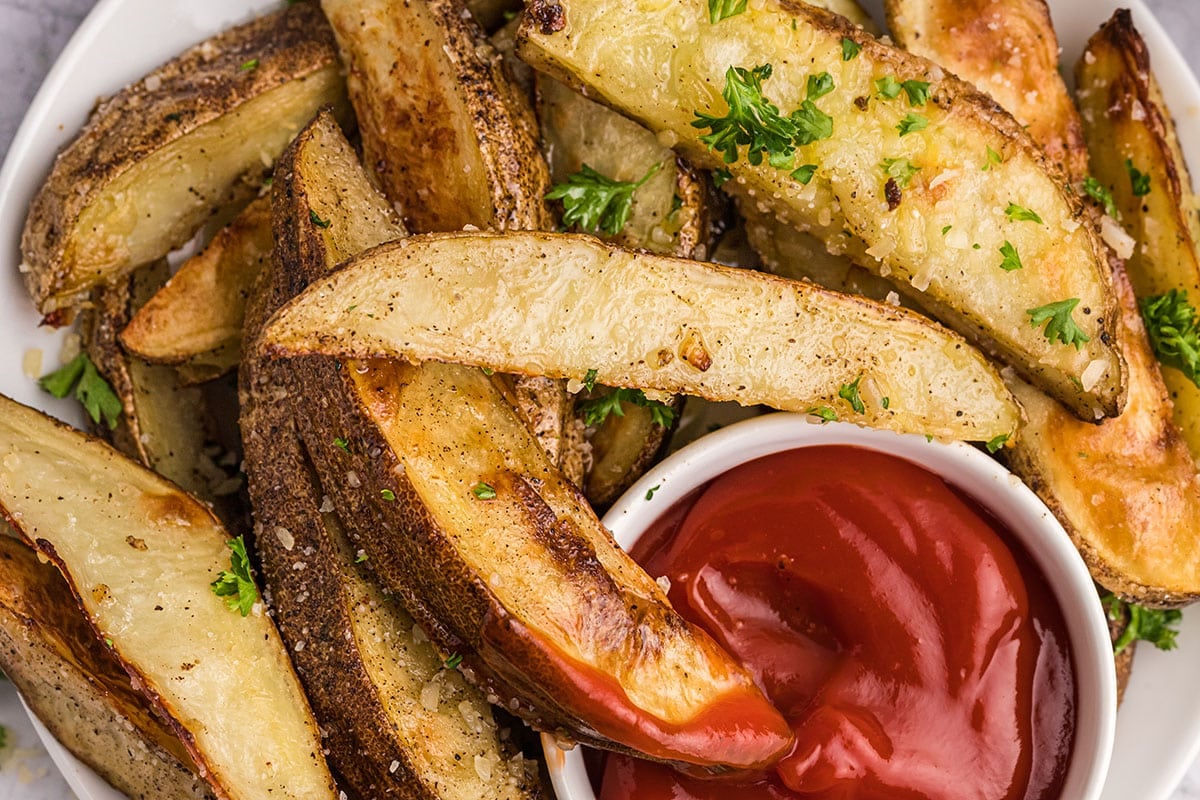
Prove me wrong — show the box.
[260,112,790,773]
[243,110,542,800]
[121,196,272,378]
[884,0,1088,182]
[20,3,347,317]
[1007,268,1200,606]
[261,231,1020,441]
[0,533,214,800]
[321,0,553,233]
[0,396,337,800]
[518,0,1125,419]
[1077,10,1200,462]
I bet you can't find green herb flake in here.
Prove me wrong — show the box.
[481,367,494,376]
[985,433,1010,454]
[874,75,902,99]
[838,376,866,414]
[982,146,1003,171]
[333,437,350,453]
[806,72,835,100]
[881,397,890,409]
[841,38,861,61]
[896,113,928,137]
[355,551,369,563]
[791,163,818,184]
[444,652,464,669]
[1126,158,1151,196]
[791,100,834,146]
[1103,594,1183,654]
[380,488,396,502]
[472,482,497,500]
[578,388,676,428]
[901,79,931,105]
[692,64,798,166]
[645,484,661,501]
[239,58,259,72]
[707,0,747,24]
[1004,202,1043,224]
[1140,289,1200,387]
[1027,298,1090,350]
[1083,176,1119,218]
[38,353,122,430]
[999,241,1023,272]
[807,406,837,423]
[712,167,733,188]
[941,225,952,235]
[309,209,331,229]
[546,161,663,236]
[881,157,921,189]
[582,368,599,392]
[210,536,258,617]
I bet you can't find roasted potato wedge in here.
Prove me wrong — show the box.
[1007,267,1200,606]
[884,0,1089,182]
[321,0,553,233]
[261,231,1020,441]
[0,395,337,800]
[0,533,214,800]
[20,3,347,317]
[242,110,541,800]
[121,196,272,378]
[518,0,1125,420]
[1077,10,1200,462]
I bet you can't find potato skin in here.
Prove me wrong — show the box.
[21,2,345,316]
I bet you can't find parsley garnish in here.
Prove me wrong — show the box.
[983,146,1003,171]
[791,100,833,146]
[881,397,890,409]
[579,388,676,428]
[841,38,861,61]
[792,163,818,184]
[807,406,837,422]
[1103,594,1183,654]
[582,368,599,392]
[838,376,865,414]
[806,72,834,100]
[874,75,901,100]
[380,489,396,501]
[901,79,930,105]
[472,482,497,500]
[1027,298,1090,349]
[39,353,122,430]
[712,167,732,187]
[211,536,258,617]
[239,58,259,72]
[986,433,1009,454]
[1125,158,1151,196]
[1005,202,1043,224]
[444,652,464,669]
[645,484,661,501]
[309,209,331,228]
[355,551,369,563]
[693,64,797,166]
[896,113,928,137]
[881,158,920,188]
[1084,176,1119,218]
[707,0,746,23]
[1140,290,1200,386]
[941,225,952,235]
[547,162,664,236]
[333,437,350,452]
[999,241,1023,272]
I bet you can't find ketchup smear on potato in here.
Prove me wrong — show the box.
[599,446,1075,800]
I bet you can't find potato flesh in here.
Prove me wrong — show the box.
[0,397,336,800]
[57,68,344,308]
[518,0,1124,419]
[263,231,1018,441]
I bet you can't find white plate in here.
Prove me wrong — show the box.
[0,1,1197,799]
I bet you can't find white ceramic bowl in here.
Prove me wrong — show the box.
[542,412,1117,800]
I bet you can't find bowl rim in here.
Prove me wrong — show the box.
[542,411,1117,800]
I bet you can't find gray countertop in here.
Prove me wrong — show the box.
[1,0,1199,798]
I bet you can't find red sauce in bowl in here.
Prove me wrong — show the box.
[596,445,1076,800]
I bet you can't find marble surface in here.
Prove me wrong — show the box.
[1,0,1200,798]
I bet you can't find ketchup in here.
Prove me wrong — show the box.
[598,446,1075,800]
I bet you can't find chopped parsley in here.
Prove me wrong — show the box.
[645,484,661,501]
[39,353,122,430]
[1103,594,1183,654]
[1084,176,1119,218]
[982,146,1003,171]
[985,433,1009,454]
[792,163,818,184]
[333,437,350,453]
[380,489,396,502]
[582,368,599,392]
[355,551,369,563]
[896,113,928,137]
[881,397,890,409]
[707,0,746,23]
[309,209,331,229]
[547,161,664,236]
[444,652,464,669]
[578,388,676,428]
[1027,298,1090,350]
[841,37,861,61]
[1140,289,1200,387]
[806,72,835,101]
[1125,158,1151,196]
[901,79,930,105]
[874,75,902,100]
[472,482,497,500]
[239,58,259,72]
[941,225,952,235]
[1005,202,1043,224]
[692,64,798,166]
[838,376,865,414]
[807,406,837,423]
[210,536,258,617]
[791,100,833,146]
[999,241,1023,272]
[881,157,920,188]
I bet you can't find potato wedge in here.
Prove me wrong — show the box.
[0,396,337,800]
[518,0,1125,419]
[321,0,553,233]
[884,0,1088,182]
[0,533,214,800]
[261,231,1019,441]
[121,196,272,378]
[1077,10,1200,462]
[20,3,347,317]
[243,110,543,800]
[1007,267,1200,606]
